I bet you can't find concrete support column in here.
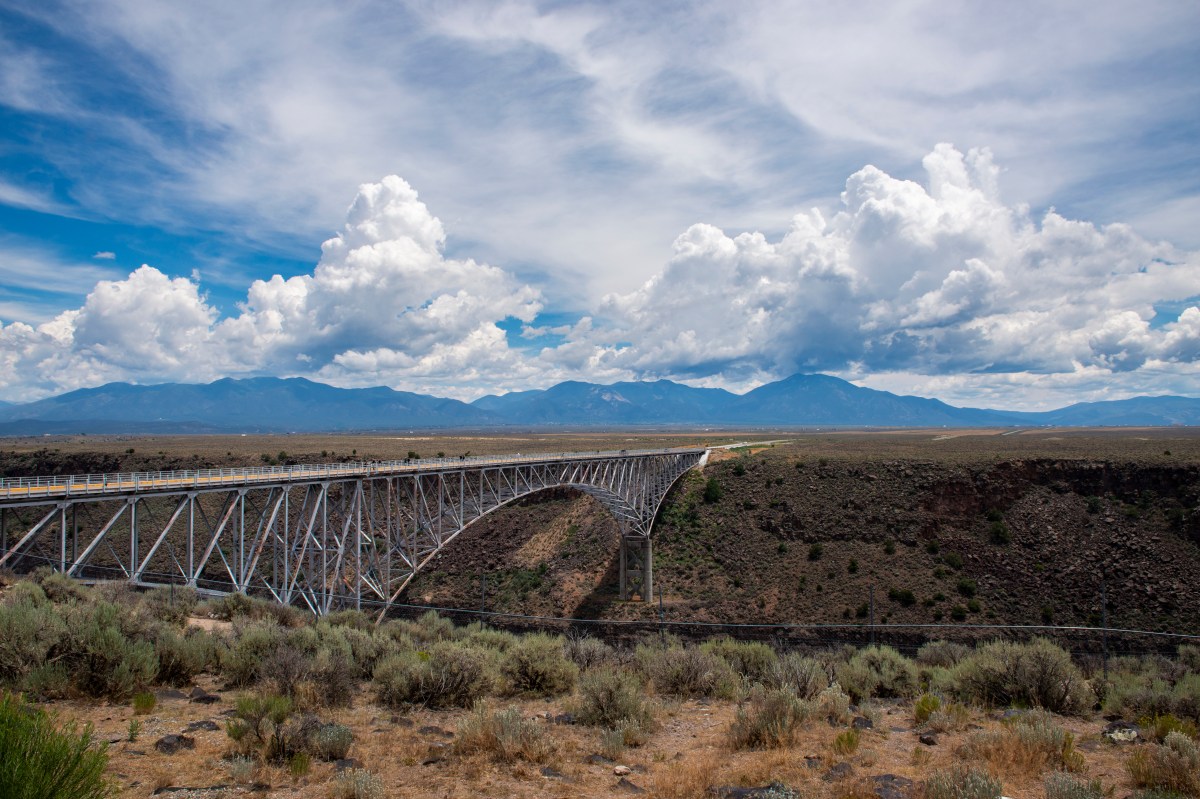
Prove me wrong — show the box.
[618,536,653,602]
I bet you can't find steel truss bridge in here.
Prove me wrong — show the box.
[0,448,707,617]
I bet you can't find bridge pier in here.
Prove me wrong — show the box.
[619,536,653,602]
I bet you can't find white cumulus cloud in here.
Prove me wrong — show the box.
[552,144,1200,398]
[0,177,543,401]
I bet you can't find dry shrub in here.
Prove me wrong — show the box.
[1127,732,1200,796]
[1044,772,1107,799]
[564,634,615,671]
[571,667,655,736]
[817,682,853,726]
[331,768,384,799]
[958,711,1083,776]
[641,644,738,699]
[768,652,830,698]
[728,686,808,750]
[373,642,492,709]
[918,640,972,669]
[454,701,553,763]
[926,703,971,733]
[924,766,1002,799]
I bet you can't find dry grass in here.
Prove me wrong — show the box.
[12,677,1184,799]
[649,754,720,799]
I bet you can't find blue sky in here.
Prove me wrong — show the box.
[1,1,1199,409]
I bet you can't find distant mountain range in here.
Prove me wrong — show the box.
[0,374,1197,434]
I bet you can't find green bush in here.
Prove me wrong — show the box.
[816,683,852,726]
[454,701,552,763]
[701,638,778,685]
[57,602,158,700]
[702,477,723,503]
[924,766,1002,799]
[572,667,654,734]
[0,593,66,688]
[927,702,971,733]
[405,610,458,644]
[915,692,942,724]
[0,692,113,799]
[141,585,199,626]
[373,642,492,709]
[220,621,288,687]
[1179,645,1200,675]
[132,691,156,714]
[225,693,295,762]
[500,633,577,697]
[154,627,217,686]
[836,645,917,701]
[951,638,1094,715]
[728,686,808,750]
[1143,713,1200,743]
[31,568,91,605]
[833,727,860,755]
[323,609,374,631]
[462,623,518,653]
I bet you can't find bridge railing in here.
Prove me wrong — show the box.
[0,447,708,500]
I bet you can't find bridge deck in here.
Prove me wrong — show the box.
[0,447,708,503]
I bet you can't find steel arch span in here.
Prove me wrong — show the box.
[0,448,707,617]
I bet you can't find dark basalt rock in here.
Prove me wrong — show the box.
[184,719,220,732]
[871,774,916,799]
[822,762,853,781]
[153,734,195,754]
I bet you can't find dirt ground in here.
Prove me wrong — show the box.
[63,675,1141,799]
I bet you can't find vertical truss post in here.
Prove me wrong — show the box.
[58,504,67,572]
[129,498,138,581]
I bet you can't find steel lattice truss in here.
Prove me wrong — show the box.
[0,449,706,615]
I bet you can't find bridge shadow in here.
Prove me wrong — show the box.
[568,552,622,618]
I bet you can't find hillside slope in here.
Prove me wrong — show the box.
[408,442,1200,635]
